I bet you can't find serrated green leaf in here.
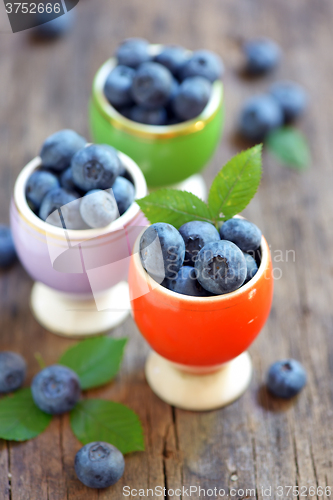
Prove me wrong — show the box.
[70,400,144,454]
[137,189,213,229]
[0,388,52,441]
[59,337,127,390]
[266,127,311,169]
[208,145,262,222]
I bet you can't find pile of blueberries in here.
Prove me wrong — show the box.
[140,218,262,297]
[104,38,224,125]
[238,38,308,141]
[0,352,125,489]
[25,129,136,229]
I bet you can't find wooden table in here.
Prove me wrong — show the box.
[1,0,332,498]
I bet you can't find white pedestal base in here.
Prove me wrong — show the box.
[145,351,252,411]
[173,174,207,201]
[30,281,130,338]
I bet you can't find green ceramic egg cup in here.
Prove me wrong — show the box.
[89,47,225,189]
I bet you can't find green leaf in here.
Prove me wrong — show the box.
[70,400,144,454]
[137,189,213,229]
[59,336,127,390]
[208,145,262,222]
[266,127,311,169]
[0,388,52,441]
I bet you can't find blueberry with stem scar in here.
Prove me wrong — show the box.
[195,240,247,295]
[75,442,125,489]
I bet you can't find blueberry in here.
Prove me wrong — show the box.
[219,218,262,253]
[140,223,185,282]
[267,359,307,398]
[270,81,308,122]
[195,240,247,295]
[104,65,135,108]
[239,95,284,141]
[0,226,17,268]
[163,266,212,297]
[155,45,189,76]
[243,38,281,75]
[179,50,224,83]
[116,38,151,69]
[75,442,125,489]
[26,170,59,209]
[31,365,81,415]
[40,129,87,172]
[131,62,173,109]
[172,76,212,121]
[80,190,119,228]
[0,352,26,393]
[59,198,89,230]
[165,77,179,114]
[130,106,167,125]
[242,252,258,284]
[71,145,120,191]
[179,221,220,266]
[33,10,75,38]
[39,187,79,224]
[117,106,133,120]
[100,145,133,182]
[109,177,135,216]
[60,167,76,191]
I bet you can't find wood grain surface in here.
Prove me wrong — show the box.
[0,0,332,498]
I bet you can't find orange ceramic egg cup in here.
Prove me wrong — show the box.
[129,233,274,411]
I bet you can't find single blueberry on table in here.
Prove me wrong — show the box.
[104,65,136,108]
[163,266,212,297]
[219,218,262,253]
[39,187,79,224]
[26,170,59,209]
[40,129,87,172]
[109,176,135,216]
[239,94,283,141]
[33,10,75,38]
[71,144,121,191]
[31,365,81,415]
[242,252,259,284]
[131,62,173,110]
[0,352,26,393]
[172,76,212,121]
[270,81,308,122]
[243,38,281,75]
[75,441,125,489]
[179,49,224,83]
[130,105,167,125]
[179,221,220,266]
[0,226,17,268]
[155,45,189,76]
[267,359,307,398]
[116,38,151,69]
[195,240,247,295]
[140,223,185,282]
[80,190,119,229]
